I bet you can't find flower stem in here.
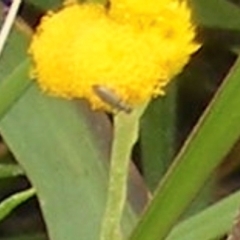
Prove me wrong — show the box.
[100,102,148,240]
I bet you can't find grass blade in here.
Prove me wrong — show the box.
[0,164,24,178]
[0,188,35,221]
[130,56,240,240]
[167,190,240,240]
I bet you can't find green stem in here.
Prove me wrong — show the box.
[100,102,148,240]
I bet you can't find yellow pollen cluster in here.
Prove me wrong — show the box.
[29,0,199,111]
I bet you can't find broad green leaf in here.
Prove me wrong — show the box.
[0,23,30,77]
[130,55,240,240]
[0,10,32,119]
[0,59,31,119]
[0,82,138,240]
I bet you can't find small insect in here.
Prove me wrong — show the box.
[92,85,132,113]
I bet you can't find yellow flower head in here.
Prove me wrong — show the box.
[29,0,199,112]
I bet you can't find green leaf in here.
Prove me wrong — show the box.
[25,0,106,10]
[0,60,31,120]
[167,190,240,240]
[25,0,62,10]
[0,83,137,240]
[0,23,30,77]
[0,164,24,178]
[140,83,176,191]
[130,56,240,240]
[191,0,240,30]
[0,188,35,221]
[0,9,32,120]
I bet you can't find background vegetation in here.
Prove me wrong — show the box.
[1,0,240,239]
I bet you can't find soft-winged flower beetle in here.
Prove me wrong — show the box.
[92,85,132,113]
